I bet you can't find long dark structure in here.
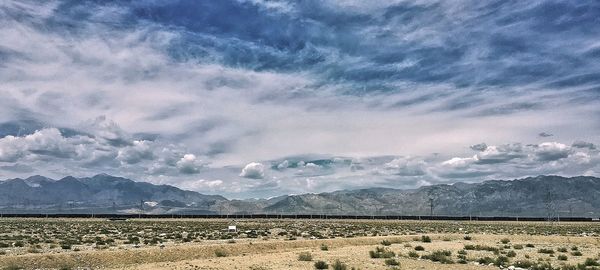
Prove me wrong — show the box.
[0,213,597,222]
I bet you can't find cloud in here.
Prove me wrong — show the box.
[534,142,570,161]
[117,140,154,164]
[0,0,599,198]
[381,157,427,176]
[240,162,265,179]
[470,143,488,151]
[474,144,525,164]
[538,132,553,138]
[176,154,204,174]
[572,140,596,150]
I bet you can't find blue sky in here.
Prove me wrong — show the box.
[0,0,599,198]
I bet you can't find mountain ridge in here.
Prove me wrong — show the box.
[1,174,599,217]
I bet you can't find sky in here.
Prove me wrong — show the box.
[0,0,599,198]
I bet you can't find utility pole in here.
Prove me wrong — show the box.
[139,200,144,218]
[429,198,434,217]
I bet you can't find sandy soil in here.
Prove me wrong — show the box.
[2,233,599,269]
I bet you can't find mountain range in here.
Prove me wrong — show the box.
[1,174,599,217]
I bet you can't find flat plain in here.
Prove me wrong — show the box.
[0,218,599,270]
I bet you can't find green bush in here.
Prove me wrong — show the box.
[494,255,509,267]
[320,244,329,251]
[214,249,228,257]
[500,238,510,244]
[477,257,495,265]
[381,240,391,246]
[314,260,329,269]
[369,247,395,258]
[506,250,517,257]
[513,260,534,268]
[384,258,400,266]
[513,244,524,250]
[570,251,582,256]
[421,250,453,264]
[525,243,535,248]
[331,260,347,270]
[408,251,419,258]
[584,258,600,266]
[557,247,568,252]
[421,235,432,243]
[414,245,425,251]
[557,254,568,261]
[538,248,554,254]
[298,252,313,261]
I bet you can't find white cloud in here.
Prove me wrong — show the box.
[176,154,204,174]
[240,162,265,179]
[381,157,427,176]
[535,142,570,161]
[117,140,154,164]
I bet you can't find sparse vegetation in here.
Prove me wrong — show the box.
[0,218,599,269]
[214,249,228,257]
[421,250,453,264]
[331,260,347,270]
[314,260,329,269]
[384,258,400,266]
[369,246,395,258]
[298,252,313,261]
[421,235,432,243]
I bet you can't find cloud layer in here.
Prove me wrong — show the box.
[0,0,599,198]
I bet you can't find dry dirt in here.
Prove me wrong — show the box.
[1,219,599,269]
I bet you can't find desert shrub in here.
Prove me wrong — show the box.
[414,245,425,251]
[571,246,578,251]
[369,247,395,258]
[494,255,509,267]
[13,241,24,247]
[513,244,524,250]
[557,247,568,252]
[463,235,472,240]
[458,249,467,255]
[214,249,228,257]
[557,254,568,261]
[525,243,535,248]
[408,251,419,258]
[320,244,329,251]
[463,244,499,253]
[0,242,10,248]
[3,264,23,270]
[298,252,313,261]
[506,250,517,257]
[477,257,495,265]
[584,258,600,266]
[421,250,453,264]
[381,239,391,246]
[314,260,329,269]
[331,260,347,270]
[421,235,431,243]
[538,248,554,254]
[384,258,400,266]
[513,260,534,268]
[571,251,582,256]
[500,238,510,244]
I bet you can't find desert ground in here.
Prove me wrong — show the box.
[0,218,599,270]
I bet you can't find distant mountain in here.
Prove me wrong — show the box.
[258,175,600,217]
[0,174,226,214]
[1,175,600,217]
